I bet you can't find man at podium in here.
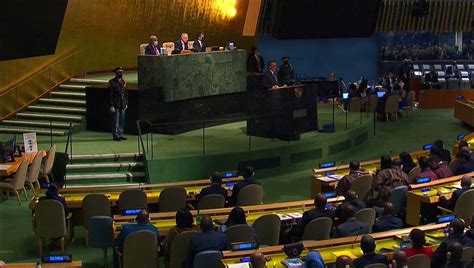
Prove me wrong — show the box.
[262,61,286,90]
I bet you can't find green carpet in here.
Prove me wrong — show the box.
[0,107,472,266]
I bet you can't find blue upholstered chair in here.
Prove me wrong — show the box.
[193,250,223,268]
[88,216,114,267]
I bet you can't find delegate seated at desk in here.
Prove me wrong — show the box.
[145,35,160,56]
[173,32,189,54]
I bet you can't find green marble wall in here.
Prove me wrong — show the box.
[138,50,247,102]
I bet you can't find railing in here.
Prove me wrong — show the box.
[0,49,85,120]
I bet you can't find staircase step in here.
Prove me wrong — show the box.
[59,84,87,90]
[1,120,73,129]
[66,172,146,181]
[50,91,86,98]
[17,112,82,122]
[0,126,65,136]
[71,152,142,161]
[69,78,108,84]
[39,98,86,106]
[66,162,144,170]
[28,105,86,114]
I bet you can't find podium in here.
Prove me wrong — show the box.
[247,85,318,141]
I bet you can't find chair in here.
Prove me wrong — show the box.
[0,159,29,205]
[88,216,114,268]
[384,94,399,122]
[162,42,175,55]
[25,151,44,194]
[226,224,254,244]
[354,208,376,233]
[407,253,431,267]
[348,97,362,112]
[35,199,68,255]
[363,264,387,268]
[461,247,474,263]
[434,64,442,71]
[40,144,56,183]
[301,217,332,241]
[461,71,471,89]
[236,184,263,206]
[120,230,158,268]
[168,230,198,268]
[158,186,187,212]
[139,43,148,55]
[252,214,281,246]
[407,166,421,183]
[448,158,462,174]
[82,194,111,246]
[367,94,378,117]
[388,186,408,216]
[438,189,474,225]
[350,174,373,201]
[196,194,225,210]
[118,189,147,211]
[193,250,223,268]
[400,90,415,117]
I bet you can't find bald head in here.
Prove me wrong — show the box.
[392,251,408,267]
[335,255,353,268]
[383,202,395,216]
[200,215,214,232]
[250,252,266,268]
[180,33,189,43]
[344,190,358,201]
[447,241,463,262]
[461,175,472,188]
[136,209,150,224]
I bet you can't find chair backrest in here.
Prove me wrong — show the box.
[407,254,431,267]
[226,224,254,244]
[196,194,226,210]
[457,64,465,70]
[350,174,373,201]
[139,43,148,55]
[26,151,44,183]
[158,187,187,212]
[461,247,474,263]
[43,144,57,175]
[252,214,281,246]
[384,94,399,114]
[118,189,148,211]
[236,184,263,206]
[434,64,442,70]
[11,159,29,190]
[363,264,387,268]
[438,71,446,77]
[35,199,67,239]
[448,158,462,174]
[407,166,421,182]
[354,208,376,232]
[168,230,198,268]
[193,250,223,268]
[162,42,174,55]
[88,216,114,249]
[406,90,415,108]
[453,189,474,224]
[388,186,408,216]
[301,217,332,241]
[82,194,111,228]
[348,97,362,112]
[367,94,378,113]
[123,230,158,268]
[422,64,430,70]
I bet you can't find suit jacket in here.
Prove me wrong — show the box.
[229,178,261,206]
[372,215,404,232]
[432,234,465,268]
[261,70,280,90]
[437,148,452,163]
[335,171,365,195]
[186,231,228,268]
[109,77,127,108]
[173,40,188,54]
[145,44,160,55]
[439,186,471,211]
[353,252,388,268]
[456,160,474,175]
[114,223,160,252]
[197,183,228,203]
[193,40,206,53]
[334,199,366,219]
[247,54,264,73]
[290,208,334,239]
[332,218,370,238]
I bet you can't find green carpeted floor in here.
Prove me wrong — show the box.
[0,107,472,266]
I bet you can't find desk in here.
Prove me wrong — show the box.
[5,261,82,268]
[452,132,474,156]
[419,89,474,109]
[0,151,45,177]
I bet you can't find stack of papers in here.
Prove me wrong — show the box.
[276,214,293,221]
[287,212,303,219]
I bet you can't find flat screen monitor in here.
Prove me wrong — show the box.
[1,139,16,163]
[121,209,141,216]
[230,242,258,251]
[342,92,349,100]
[437,214,456,223]
[41,254,72,263]
[416,177,431,184]
[457,134,465,140]
[319,162,335,169]
[323,192,337,198]
[423,144,433,150]
[377,91,386,98]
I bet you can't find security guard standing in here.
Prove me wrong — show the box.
[109,67,128,141]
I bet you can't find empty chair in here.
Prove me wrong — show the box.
[82,194,111,246]
[162,42,175,56]
[301,217,332,241]
[350,174,373,201]
[407,166,421,183]
[88,216,114,268]
[348,97,362,112]
[236,184,263,206]
[252,214,281,246]
[457,64,465,70]
[388,186,408,216]
[121,230,158,268]
[226,224,254,244]
[35,199,68,255]
[422,64,430,72]
[158,187,187,212]
[461,247,474,263]
[25,151,44,194]
[400,90,415,117]
[354,208,376,233]
[384,94,399,122]
[196,194,225,210]
[40,144,56,183]
[434,64,442,71]
[437,71,446,88]
[139,44,148,55]
[460,71,471,89]
[0,159,29,205]
[118,189,148,211]
[363,264,387,268]
[168,230,198,268]
[439,189,474,225]
[413,65,420,70]
[407,254,431,267]
[468,64,474,71]
[193,250,223,268]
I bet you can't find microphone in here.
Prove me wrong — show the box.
[350,226,364,249]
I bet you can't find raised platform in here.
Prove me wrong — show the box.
[419,89,474,109]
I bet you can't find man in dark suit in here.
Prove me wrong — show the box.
[372,202,404,232]
[192,32,206,53]
[173,33,189,54]
[186,215,228,268]
[433,140,452,163]
[228,166,260,206]
[332,205,370,238]
[247,46,264,73]
[438,175,472,210]
[334,190,366,219]
[456,151,474,175]
[446,61,460,79]
[144,35,160,56]
[432,219,466,268]
[262,61,281,90]
[196,172,228,204]
[353,235,389,268]
[109,67,128,141]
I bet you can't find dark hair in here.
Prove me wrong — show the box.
[449,219,465,235]
[344,190,358,201]
[176,209,194,229]
[434,140,444,149]
[267,60,277,66]
[349,161,360,171]
[226,207,247,227]
[200,215,214,232]
[250,46,259,54]
[458,140,469,150]
[459,150,472,161]
[242,166,254,179]
[380,155,392,169]
[360,235,376,253]
[428,155,440,164]
[447,241,464,262]
[409,228,426,248]
[430,147,440,156]
[399,152,416,166]
[392,159,403,167]
[197,32,204,37]
[210,171,222,184]
[136,209,150,224]
[314,194,328,209]
[418,156,430,170]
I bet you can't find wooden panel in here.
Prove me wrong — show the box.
[418,89,474,109]
[242,0,262,36]
[454,101,474,127]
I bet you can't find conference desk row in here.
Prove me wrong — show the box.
[0,151,46,177]
[5,262,82,268]
[454,100,474,127]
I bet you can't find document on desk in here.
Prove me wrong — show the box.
[227,264,250,268]
[319,175,342,182]
[276,214,293,221]
[287,212,303,219]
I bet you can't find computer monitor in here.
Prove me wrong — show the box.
[423,144,433,150]
[1,139,16,163]
[416,177,431,184]
[342,92,349,100]
[377,91,386,98]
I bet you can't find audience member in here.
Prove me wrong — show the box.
[372,202,404,232]
[163,209,198,264]
[463,217,474,247]
[335,255,353,268]
[192,32,206,53]
[332,205,369,238]
[144,35,160,55]
[391,251,408,268]
[371,157,408,207]
[196,171,228,204]
[445,241,464,268]
[304,251,325,268]
[39,183,69,216]
[399,152,417,174]
[438,175,472,211]
[173,33,189,54]
[417,156,438,182]
[186,215,228,268]
[278,56,294,85]
[229,166,260,206]
[247,46,264,73]
[403,228,433,258]
[455,140,470,158]
[335,161,367,195]
[456,150,474,175]
[353,235,389,268]
[428,155,453,179]
[219,207,247,232]
[250,252,267,268]
[432,219,465,268]
[446,61,460,79]
[334,191,366,219]
[434,140,452,163]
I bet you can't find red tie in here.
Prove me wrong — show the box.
[154,46,158,55]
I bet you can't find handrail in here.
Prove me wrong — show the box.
[136,120,147,159]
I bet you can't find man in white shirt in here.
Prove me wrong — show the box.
[193,32,206,52]
[173,33,189,54]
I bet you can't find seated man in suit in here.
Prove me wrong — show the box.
[262,61,284,90]
[335,161,368,195]
[332,205,370,238]
[144,35,160,56]
[372,202,404,232]
[446,61,460,79]
[173,33,189,54]
[428,155,453,179]
[433,140,452,163]
[438,174,472,211]
[228,166,261,206]
[288,193,334,241]
[456,150,474,175]
[432,219,466,268]
[334,190,366,219]
[196,171,228,204]
[353,235,389,268]
[186,215,228,268]
[192,32,206,53]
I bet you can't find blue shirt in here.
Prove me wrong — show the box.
[114,223,160,252]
